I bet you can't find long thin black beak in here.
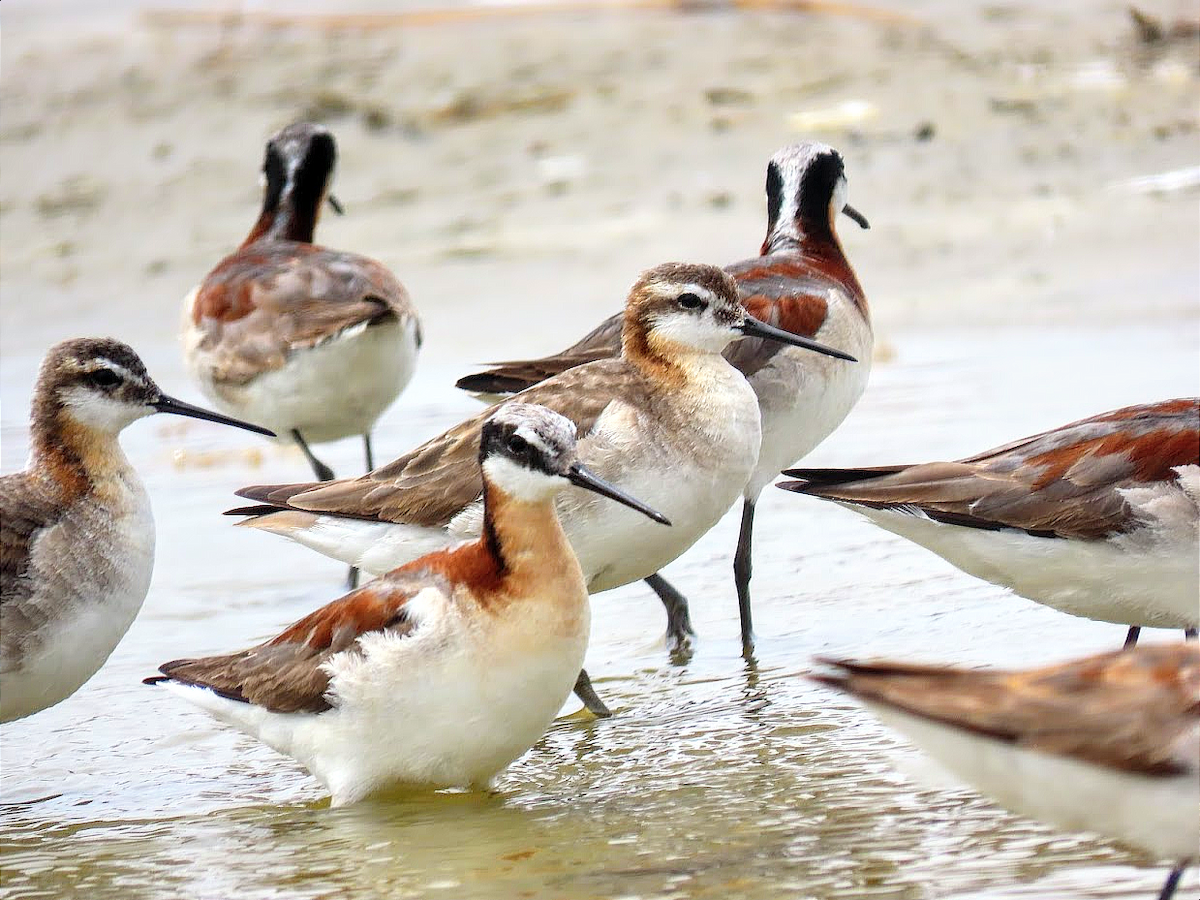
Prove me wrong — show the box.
[842,204,869,229]
[153,394,276,437]
[737,315,857,362]
[327,194,345,215]
[567,462,671,526]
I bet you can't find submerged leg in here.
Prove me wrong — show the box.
[1123,626,1141,648]
[573,669,612,718]
[1157,863,1185,900]
[644,574,694,661]
[292,429,335,482]
[733,498,756,658]
[363,432,375,472]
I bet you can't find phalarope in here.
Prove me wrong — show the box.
[812,643,1200,900]
[456,143,872,656]
[147,404,668,805]
[1,337,273,723]
[230,262,856,714]
[779,398,1200,646]
[182,122,421,484]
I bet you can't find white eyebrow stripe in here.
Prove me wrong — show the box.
[513,425,552,455]
[94,362,136,382]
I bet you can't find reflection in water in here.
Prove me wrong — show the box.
[1,325,1196,900]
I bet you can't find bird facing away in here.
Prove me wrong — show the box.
[228,261,856,716]
[1,337,274,723]
[812,643,1200,900]
[148,404,669,805]
[456,142,872,657]
[182,122,422,484]
[778,398,1200,647]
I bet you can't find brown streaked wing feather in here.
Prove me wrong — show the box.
[191,243,416,386]
[454,313,623,395]
[236,359,632,527]
[1,472,65,605]
[785,399,1200,539]
[723,251,864,378]
[814,644,1200,776]
[157,573,429,713]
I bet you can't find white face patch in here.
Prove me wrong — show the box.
[482,454,563,503]
[647,285,740,353]
[59,386,152,433]
[830,175,849,224]
[649,312,738,353]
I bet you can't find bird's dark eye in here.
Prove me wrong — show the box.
[507,434,529,454]
[678,293,704,310]
[88,368,121,389]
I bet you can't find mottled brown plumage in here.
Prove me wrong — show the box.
[188,243,412,388]
[782,398,1200,540]
[813,643,1200,777]
[155,569,428,713]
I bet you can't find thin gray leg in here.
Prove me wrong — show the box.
[292,429,335,482]
[291,429,355,585]
[573,669,612,718]
[363,432,375,472]
[644,574,694,660]
[1123,626,1141,648]
[733,498,756,658]
[1156,863,1185,900]
[1185,628,1198,641]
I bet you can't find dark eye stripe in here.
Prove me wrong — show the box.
[88,368,121,388]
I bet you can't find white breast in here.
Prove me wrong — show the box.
[562,361,762,592]
[747,288,872,497]
[1,477,155,722]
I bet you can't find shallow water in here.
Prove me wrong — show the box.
[2,323,1197,900]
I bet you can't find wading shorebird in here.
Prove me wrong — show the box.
[182,122,421,485]
[228,262,856,715]
[812,644,1200,900]
[456,143,872,656]
[147,405,669,805]
[1,338,274,723]
[778,399,1200,647]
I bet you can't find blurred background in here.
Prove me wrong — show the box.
[1,2,1197,899]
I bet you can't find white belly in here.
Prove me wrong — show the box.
[871,702,1200,861]
[1,486,155,722]
[849,505,1199,629]
[186,317,420,444]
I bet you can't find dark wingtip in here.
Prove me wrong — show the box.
[454,371,530,395]
[224,504,283,517]
[805,657,858,692]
